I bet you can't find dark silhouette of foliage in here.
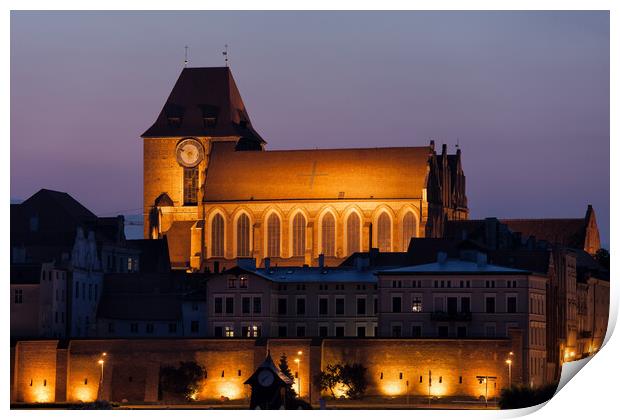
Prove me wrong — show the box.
[499,384,558,409]
[159,361,206,401]
[313,363,368,399]
[278,353,297,399]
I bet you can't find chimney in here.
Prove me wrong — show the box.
[437,252,448,265]
[318,254,325,269]
[430,139,435,151]
[442,143,447,156]
[264,257,271,270]
[476,252,488,268]
[213,261,220,274]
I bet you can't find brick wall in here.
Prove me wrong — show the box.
[11,336,522,404]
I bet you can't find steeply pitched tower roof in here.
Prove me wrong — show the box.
[141,67,265,144]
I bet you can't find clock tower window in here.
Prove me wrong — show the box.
[183,167,198,206]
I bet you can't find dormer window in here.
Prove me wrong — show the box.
[164,103,185,128]
[200,105,219,128]
[167,116,182,128]
[204,117,217,128]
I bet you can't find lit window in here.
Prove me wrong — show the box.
[267,213,281,257]
[225,326,234,337]
[236,214,251,257]
[321,212,336,257]
[412,297,423,312]
[183,167,198,206]
[211,214,225,257]
[401,212,416,251]
[346,213,361,255]
[377,212,391,252]
[292,213,306,257]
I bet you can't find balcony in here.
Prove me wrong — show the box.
[430,311,472,321]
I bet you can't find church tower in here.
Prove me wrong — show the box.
[142,67,264,267]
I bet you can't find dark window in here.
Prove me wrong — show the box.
[411,325,422,338]
[108,322,114,333]
[225,297,234,314]
[357,297,366,315]
[183,167,198,206]
[319,326,328,337]
[335,298,345,315]
[296,298,306,315]
[319,298,328,315]
[392,296,402,313]
[457,326,467,338]
[146,323,154,333]
[335,326,345,337]
[169,323,177,333]
[278,298,287,315]
[239,275,248,288]
[507,296,517,313]
[296,326,306,337]
[438,326,449,337]
[253,297,261,314]
[357,326,366,337]
[447,297,458,314]
[14,289,23,304]
[461,297,471,313]
[278,326,287,337]
[374,298,378,314]
[191,321,199,333]
[75,282,79,298]
[227,277,236,288]
[486,297,496,313]
[215,326,223,337]
[392,325,402,337]
[130,323,138,333]
[214,297,223,314]
[242,297,250,314]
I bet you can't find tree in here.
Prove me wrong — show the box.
[499,384,558,409]
[314,363,368,399]
[595,248,610,270]
[278,353,297,399]
[339,363,368,399]
[159,361,207,401]
[314,364,342,398]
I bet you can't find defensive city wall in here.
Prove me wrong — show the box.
[11,332,522,404]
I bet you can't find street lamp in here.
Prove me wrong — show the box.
[505,359,512,387]
[294,351,302,397]
[477,375,497,408]
[97,352,107,401]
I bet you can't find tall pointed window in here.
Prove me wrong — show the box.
[377,212,391,252]
[236,214,250,257]
[292,213,306,257]
[401,212,416,251]
[267,213,281,257]
[183,167,198,206]
[321,212,336,257]
[211,214,225,257]
[346,212,361,255]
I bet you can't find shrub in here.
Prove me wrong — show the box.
[159,361,207,401]
[499,383,558,409]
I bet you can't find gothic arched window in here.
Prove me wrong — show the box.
[211,213,225,257]
[292,213,306,257]
[346,212,361,255]
[236,213,251,257]
[267,213,281,257]
[401,212,417,251]
[377,212,391,252]
[321,212,336,257]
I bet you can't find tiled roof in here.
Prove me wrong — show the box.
[501,218,586,248]
[141,67,264,145]
[203,142,431,202]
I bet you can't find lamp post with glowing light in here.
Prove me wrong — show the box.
[294,351,302,397]
[505,352,513,387]
[97,352,107,400]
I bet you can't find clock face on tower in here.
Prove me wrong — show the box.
[176,138,204,168]
[257,369,275,387]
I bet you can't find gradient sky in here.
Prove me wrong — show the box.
[10,11,610,247]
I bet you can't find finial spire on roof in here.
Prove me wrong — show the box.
[184,45,189,67]
[223,44,229,67]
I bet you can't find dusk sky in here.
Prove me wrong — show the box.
[10,11,610,247]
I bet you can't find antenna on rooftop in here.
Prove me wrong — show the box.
[223,44,229,67]
[184,45,189,67]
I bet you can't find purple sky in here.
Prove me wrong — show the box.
[10,11,609,247]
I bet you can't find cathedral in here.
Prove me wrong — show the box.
[142,67,468,271]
